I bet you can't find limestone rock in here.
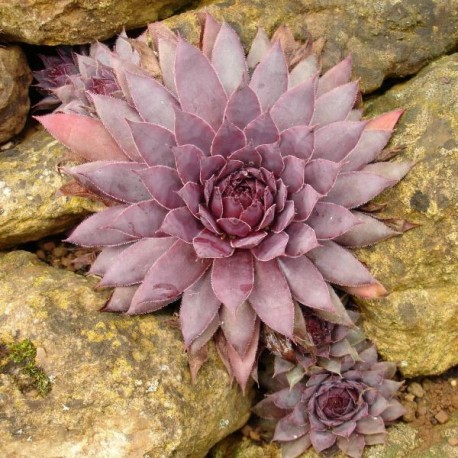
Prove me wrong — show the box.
[354,54,458,377]
[0,251,253,457]
[0,125,102,249]
[0,45,32,143]
[164,0,458,92]
[0,0,193,45]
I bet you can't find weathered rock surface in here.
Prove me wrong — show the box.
[0,0,193,45]
[0,45,32,143]
[165,0,458,92]
[0,126,102,249]
[354,54,458,377]
[0,251,253,457]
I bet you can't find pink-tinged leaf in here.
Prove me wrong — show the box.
[362,161,413,181]
[125,72,178,130]
[356,416,385,435]
[251,232,289,261]
[247,28,271,69]
[175,110,215,155]
[159,207,202,242]
[156,37,177,93]
[366,109,404,131]
[291,184,321,221]
[313,121,366,162]
[67,161,150,203]
[225,84,261,129]
[257,143,285,176]
[193,229,234,258]
[127,297,173,315]
[109,199,167,238]
[335,211,399,247]
[132,239,211,305]
[347,109,363,121]
[250,259,294,337]
[273,413,309,442]
[285,222,319,257]
[281,156,306,193]
[306,202,361,240]
[289,54,319,88]
[271,76,317,131]
[272,200,295,233]
[36,114,128,161]
[310,430,337,453]
[279,126,314,161]
[256,203,276,230]
[230,231,268,249]
[281,435,312,458]
[323,171,396,209]
[380,400,406,422]
[200,155,226,182]
[244,112,279,146]
[227,318,260,393]
[180,270,221,347]
[343,283,388,299]
[138,166,183,209]
[229,145,262,167]
[175,39,227,130]
[212,22,248,95]
[275,180,288,212]
[173,144,204,184]
[210,118,246,157]
[240,201,263,227]
[128,120,176,167]
[279,256,335,312]
[217,217,251,237]
[303,159,341,195]
[210,187,223,218]
[212,251,254,313]
[99,237,175,287]
[221,301,257,358]
[307,240,377,286]
[198,12,221,58]
[89,245,131,276]
[222,196,243,218]
[250,41,288,111]
[102,286,137,313]
[177,182,204,217]
[90,94,142,161]
[198,204,221,234]
[314,285,354,326]
[312,81,359,125]
[189,313,220,356]
[336,434,365,458]
[110,57,136,105]
[66,206,135,247]
[317,55,353,96]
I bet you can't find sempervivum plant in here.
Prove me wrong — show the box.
[37,14,411,389]
[253,344,406,458]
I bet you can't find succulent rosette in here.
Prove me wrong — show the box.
[37,14,411,389]
[253,344,405,458]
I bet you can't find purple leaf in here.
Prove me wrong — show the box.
[251,232,289,261]
[356,416,386,435]
[212,251,254,313]
[132,239,211,305]
[37,114,128,161]
[210,118,246,157]
[102,286,137,313]
[89,245,131,277]
[240,201,263,227]
[200,155,226,182]
[249,259,294,337]
[217,218,252,237]
[159,207,202,242]
[175,110,215,155]
[279,126,314,161]
[198,204,221,234]
[193,229,234,258]
[244,112,279,146]
[362,161,413,182]
[180,270,221,347]
[257,143,285,176]
[199,12,221,58]
[285,222,319,257]
[250,41,288,111]
[281,435,312,458]
[173,144,204,184]
[303,159,341,195]
[175,39,227,130]
[177,182,204,217]
[157,37,177,94]
[230,231,268,249]
[99,237,175,286]
[212,22,248,95]
[291,184,321,221]
[138,166,183,209]
[247,28,271,69]
[224,84,261,129]
[275,180,288,212]
[306,202,361,240]
[272,200,295,233]
[271,76,317,131]
[307,240,377,286]
[336,434,365,458]
[281,156,306,193]
[310,430,337,453]
[279,256,335,312]
[257,203,276,230]
[317,55,352,96]
[289,54,319,88]
[128,120,176,167]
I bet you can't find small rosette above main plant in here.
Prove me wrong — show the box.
[36,14,411,389]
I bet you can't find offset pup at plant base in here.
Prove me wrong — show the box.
[36,14,412,390]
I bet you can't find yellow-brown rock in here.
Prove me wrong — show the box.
[0,125,102,249]
[354,54,458,377]
[0,0,193,45]
[0,251,253,457]
[164,0,458,92]
[0,45,32,143]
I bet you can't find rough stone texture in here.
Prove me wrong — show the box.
[0,251,253,457]
[0,45,32,143]
[0,0,193,45]
[354,54,458,377]
[164,0,458,92]
[0,125,102,249]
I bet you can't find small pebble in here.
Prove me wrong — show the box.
[451,379,457,387]
[52,246,67,257]
[408,382,425,398]
[448,437,458,446]
[41,241,56,251]
[36,249,46,260]
[402,401,416,423]
[416,405,428,416]
[434,410,449,424]
[404,393,415,402]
